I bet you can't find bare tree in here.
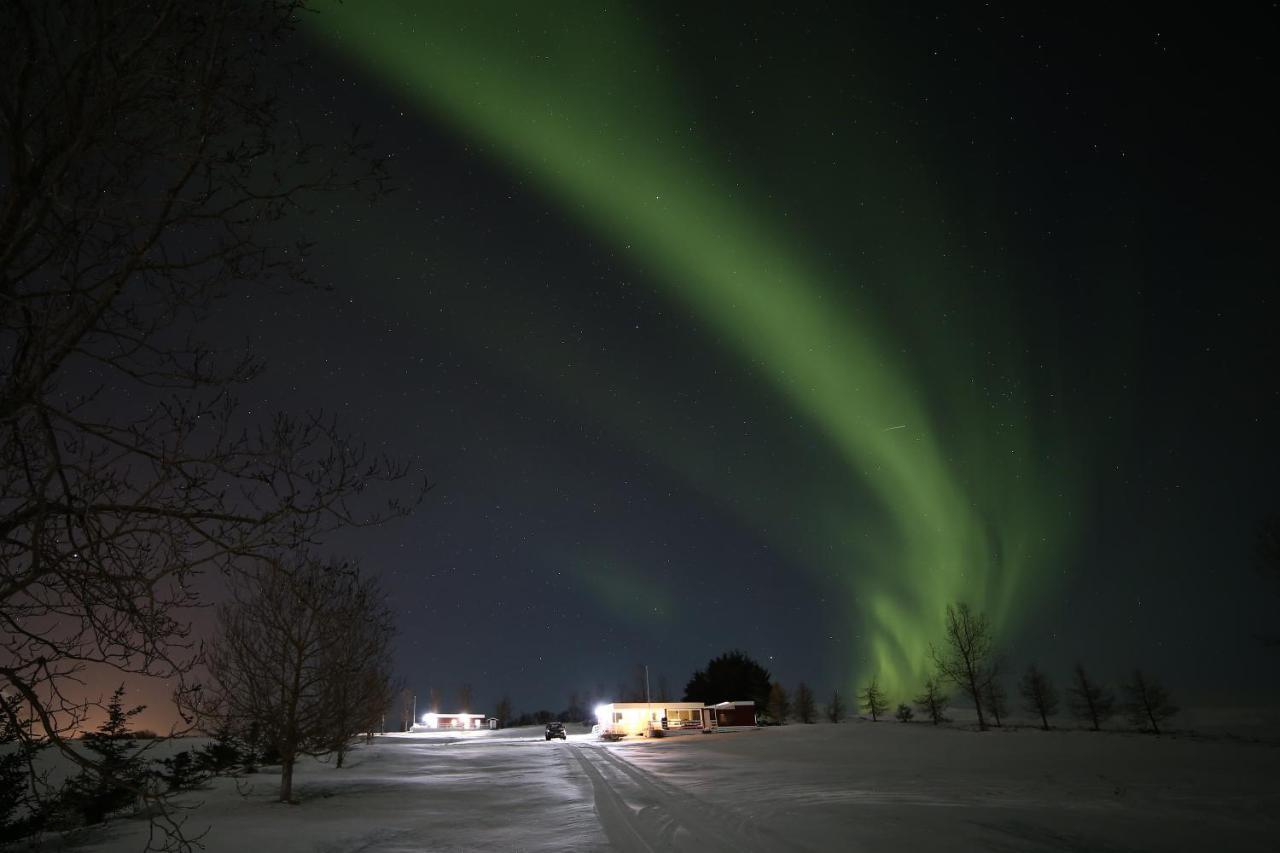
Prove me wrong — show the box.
[858,677,889,721]
[930,603,995,730]
[0,1,414,844]
[1018,664,1059,731]
[914,677,949,725]
[1121,669,1178,735]
[399,687,415,732]
[826,690,845,723]
[981,669,1009,728]
[1067,664,1115,731]
[319,573,395,767]
[203,557,391,802]
[494,696,513,729]
[766,682,791,724]
[794,682,816,723]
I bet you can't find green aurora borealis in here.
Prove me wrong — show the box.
[309,2,1078,696]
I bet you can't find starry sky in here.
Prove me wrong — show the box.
[206,2,1277,716]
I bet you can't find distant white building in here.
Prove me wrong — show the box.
[411,712,488,731]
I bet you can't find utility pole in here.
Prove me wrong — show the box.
[645,664,652,735]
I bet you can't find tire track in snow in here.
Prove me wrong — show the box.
[568,744,778,853]
[567,745,659,852]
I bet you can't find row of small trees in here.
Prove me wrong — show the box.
[853,603,1179,734]
[1,688,265,841]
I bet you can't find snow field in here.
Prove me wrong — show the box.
[42,720,1280,852]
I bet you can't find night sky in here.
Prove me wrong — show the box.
[203,2,1278,717]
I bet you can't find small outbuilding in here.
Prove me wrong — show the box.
[708,700,757,729]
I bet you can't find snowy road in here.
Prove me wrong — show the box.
[566,742,783,852]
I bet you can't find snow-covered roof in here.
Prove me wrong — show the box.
[600,702,706,711]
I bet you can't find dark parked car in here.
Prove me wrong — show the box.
[545,721,566,740]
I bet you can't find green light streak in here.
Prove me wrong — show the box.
[309,2,1071,695]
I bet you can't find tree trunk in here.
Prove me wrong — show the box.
[279,755,295,804]
[1039,707,1049,731]
[968,673,987,730]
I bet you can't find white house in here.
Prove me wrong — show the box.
[594,702,709,736]
[411,712,488,731]
[594,700,759,736]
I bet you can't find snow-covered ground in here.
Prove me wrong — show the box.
[35,719,1280,852]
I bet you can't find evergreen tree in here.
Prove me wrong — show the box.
[155,751,201,793]
[684,650,774,709]
[858,677,889,721]
[1067,664,1115,731]
[914,677,950,725]
[827,690,845,723]
[1,695,43,842]
[895,703,914,723]
[1018,664,1060,731]
[62,687,146,825]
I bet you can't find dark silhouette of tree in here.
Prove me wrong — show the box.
[914,677,950,725]
[494,697,513,728]
[895,703,914,722]
[0,694,43,842]
[858,677,889,721]
[1121,669,1179,735]
[981,670,1009,728]
[827,690,845,723]
[319,578,395,768]
[1256,513,1280,646]
[399,688,415,732]
[930,603,995,730]
[1067,664,1116,731]
[202,557,393,803]
[794,683,817,723]
[1018,664,1060,731]
[766,682,791,724]
[458,684,474,713]
[60,687,146,826]
[683,650,773,708]
[0,2,418,845]
[1257,512,1280,577]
